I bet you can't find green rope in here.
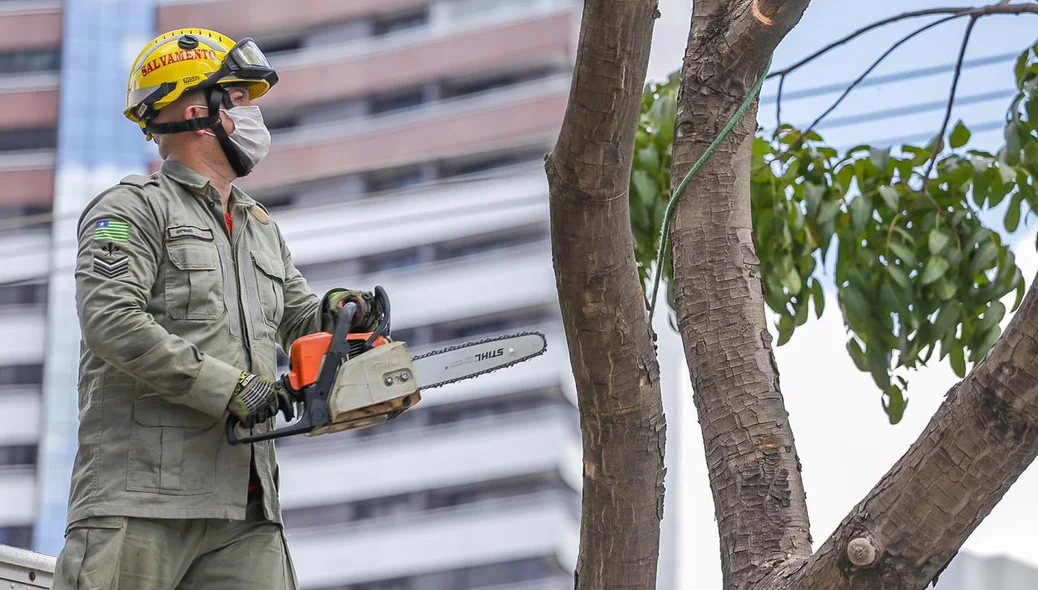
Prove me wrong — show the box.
[648,55,774,320]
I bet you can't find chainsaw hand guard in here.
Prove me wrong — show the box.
[226,299,360,445]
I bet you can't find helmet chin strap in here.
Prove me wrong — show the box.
[204,86,254,178]
[143,85,255,178]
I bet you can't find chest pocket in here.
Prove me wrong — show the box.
[165,240,223,320]
[248,249,285,332]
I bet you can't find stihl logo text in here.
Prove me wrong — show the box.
[475,348,504,362]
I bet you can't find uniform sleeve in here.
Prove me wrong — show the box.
[75,187,242,418]
[273,222,323,353]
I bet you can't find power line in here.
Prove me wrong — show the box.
[761,50,1019,104]
[812,89,1014,130]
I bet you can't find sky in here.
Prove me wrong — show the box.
[642,1,1038,588]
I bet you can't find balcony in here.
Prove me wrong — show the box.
[260,7,574,113]
[307,242,557,331]
[277,406,579,510]
[0,73,58,129]
[157,0,429,40]
[0,307,45,365]
[0,150,55,209]
[0,2,61,52]
[272,166,549,266]
[286,490,578,589]
[0,390,39,446]
[238,76,568,192]
[0,467,34,527]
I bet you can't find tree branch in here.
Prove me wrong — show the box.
[792,15,962,151]
[769,2,1038,80]
[544,1,666,589]
[791,267,1038,589]
[923,16,979,185]
[670,1,813,589]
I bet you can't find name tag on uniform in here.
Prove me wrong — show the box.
[167,226,214,242]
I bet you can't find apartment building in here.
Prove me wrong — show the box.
[0,1,685,588]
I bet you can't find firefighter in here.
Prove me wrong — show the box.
[51,29,370,589]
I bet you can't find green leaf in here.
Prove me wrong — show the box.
[638,145,661,176]
[887,264,911,290]
[969,239,999,275]
[978,301,1007,333]
[782,266,803,294]
[950,341,966,378]
[632,169,659,208]
[1016,50,1030,89]
[934,278,957,301]
[847,339,869,372]
[870,147,891,173]
[921,257,950,285]
[777,313,795,346]
[889,241,917,268]
[849,196,871,233]
[1005,191,1023,232]
[950,120,971,148]
[879,186,899,211]
[817,199,841,225]
[811,279,825,319]
[882,385,908,425]
[803,182,825,216]
[928,228,952,255]
[648,94,677,144]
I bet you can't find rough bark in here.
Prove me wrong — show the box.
[789,274,1038,590]
[669,1,814,589]
[544,1,666,588]
[670,2,1038,590]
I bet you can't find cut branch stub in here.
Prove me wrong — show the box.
[846,536,880,568]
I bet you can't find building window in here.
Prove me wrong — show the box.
[0,204,51,232]
[360,248,422,274]
[0,364,44,387]
[0,128,57,152]
[0,444,37,468]
[364,166,426,194]
[0,49,60,74]
[0,281,46,307]
[283,470,571,532]
[370,87,424,115]
[442,66,558,99]
[0,526,33,549]
[372,8,429,36]
[438,147,547,178]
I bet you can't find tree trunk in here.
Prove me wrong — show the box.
[544,1,666,588]
[669,1,813,589]
[669,1,1038,589]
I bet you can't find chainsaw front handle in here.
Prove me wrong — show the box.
[226,301,359,445]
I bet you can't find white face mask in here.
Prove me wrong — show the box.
[205,105,271,169]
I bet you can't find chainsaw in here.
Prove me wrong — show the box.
[226,286,547,445]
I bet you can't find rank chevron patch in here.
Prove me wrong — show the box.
[94,255,129,279]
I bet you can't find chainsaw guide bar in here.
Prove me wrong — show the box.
[411,331,548,390]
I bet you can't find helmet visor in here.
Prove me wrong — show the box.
[231,39,272,70]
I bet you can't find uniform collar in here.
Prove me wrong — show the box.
[160,159,257,209]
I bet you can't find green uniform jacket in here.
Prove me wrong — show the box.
[69,159,325,527]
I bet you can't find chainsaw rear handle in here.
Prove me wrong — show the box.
[226,301,360,446]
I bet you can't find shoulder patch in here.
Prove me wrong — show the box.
[249,205,270,225]
[119,174,158,188]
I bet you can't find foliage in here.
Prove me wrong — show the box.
[632,43,1038,423]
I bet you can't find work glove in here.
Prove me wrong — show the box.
[321,288,380,332]
[227,372,296,429]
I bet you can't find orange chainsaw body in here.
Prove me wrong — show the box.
[286,332,389,392]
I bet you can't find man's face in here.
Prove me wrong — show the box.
[216,85,253,136]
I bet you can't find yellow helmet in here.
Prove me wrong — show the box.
[124,28,278,138]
